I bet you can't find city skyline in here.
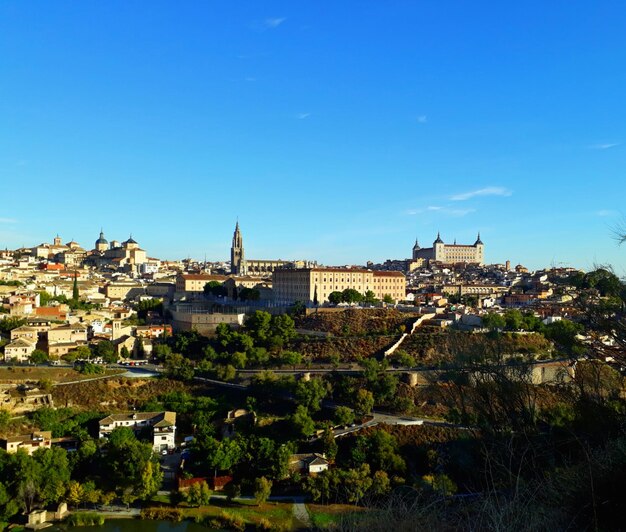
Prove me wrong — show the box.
[1,2,625,272]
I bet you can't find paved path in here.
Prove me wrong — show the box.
[291,498,312,528]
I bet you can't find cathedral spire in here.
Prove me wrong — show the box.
[231,220,246,275]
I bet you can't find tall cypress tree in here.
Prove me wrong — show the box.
[72,271,79,302]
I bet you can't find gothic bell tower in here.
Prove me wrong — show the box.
[230,221,246,275]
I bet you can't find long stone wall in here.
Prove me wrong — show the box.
[170,310,245,336]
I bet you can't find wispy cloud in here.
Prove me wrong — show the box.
[450,186,512,201]
[263,17,286,29]
[596,209,619,217]
[416,115,427,124]
[589,142,620,150]
[296,113,311,120]
[0,218,17,224]
[406,206,475,217]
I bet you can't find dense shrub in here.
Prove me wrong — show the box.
[66,512,105,526]
[140,507,183,521]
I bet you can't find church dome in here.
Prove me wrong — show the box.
[96,230,108,246]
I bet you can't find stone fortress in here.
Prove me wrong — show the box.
[412,232,485,266]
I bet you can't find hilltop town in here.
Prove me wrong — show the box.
[0,222,624,529]
[0,224,585,365]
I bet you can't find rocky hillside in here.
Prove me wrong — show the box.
[296,308,420,337]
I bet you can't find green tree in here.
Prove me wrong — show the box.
[245,311,272,343]
[270,314,296,343]
[253,476,272,505]
[66,480,84,507]
[135,298,163,319]
[73,345,92,360]
[281,350,302,369]
[352,430,405,475]
[544,319,584,355]
[370,470,391,496]
[0,408,11,431]
[0,482,19,522]
[164,353,195,381]
[0,317,26,335]
[203,281,227,298]
[231,351,247,369]
[421,473,457,496]
[72,274,79,302]
[382,294,394,304]
[354,389,374,416]
[295,378,330,413]
[341,464,374,503]
[224,482,241,502]
[481,312,506,331]
[342,288,364,304]
[321,427,338,461]
[152,343,172,362]
[291,405,315,438]
[504,309,524,331]
[248,347,269,366]
[29,349,49,365]
[288,301,306,317]
[104,428,161,496]
[215,364,237,381]
[389,349,416,367]
[11,450,43,513]
[584,268,623,297]
[364,290,378,305]
[201,438,245,471]
[34,447,70,506]
[95,340,117,363]
[186,481,212,506]
[334,406,355,426]
[328,291,343,305]
[138,460,163,500]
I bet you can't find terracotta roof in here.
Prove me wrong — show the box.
[181,274,228,281]
[310,268,370,274]
[372,271,405,277]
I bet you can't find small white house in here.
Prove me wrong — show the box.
[98,411,176,452]
[288,453,329,476]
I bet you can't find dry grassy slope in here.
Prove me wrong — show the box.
[0,367,123,384]
[401,330,554,365]
[292,336,395,362]
[296,308,420,337]
[51,377,192,411]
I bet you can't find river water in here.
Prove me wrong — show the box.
[58,520,214,532]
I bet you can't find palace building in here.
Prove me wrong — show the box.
[412,232,485,265]
[273,267,406,305]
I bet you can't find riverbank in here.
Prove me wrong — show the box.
[58,498,363,531]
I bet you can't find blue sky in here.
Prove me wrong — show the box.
[1,1,625,273]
